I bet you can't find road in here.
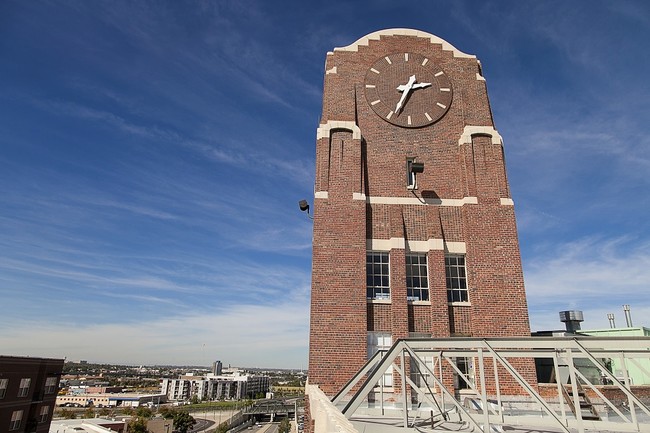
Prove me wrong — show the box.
[189,417,214,433]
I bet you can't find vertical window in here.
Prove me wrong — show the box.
[409,333,434,390]
[455,357,474,390]
[10,410,23,431]
[0,378,8,399]
[17,378,31,397]
[406,253,429,301]
[445,255,468,302]
[367,252,390,300]
[38,406,49,423]
[367,332,393,387]
[44,376,57,394]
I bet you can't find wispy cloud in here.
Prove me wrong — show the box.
[0,302,310,368]
[525,236,650,330]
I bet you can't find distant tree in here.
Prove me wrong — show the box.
[136,406,153,418]
[122,406,135,416]
[190,395,200,405]
[171,410,196,433]
[278,417,291,433]
[127,417,150,433]
[159,406,174,418]
[58,408,76,419]
[98,408,111,417]
[83,407,95,418]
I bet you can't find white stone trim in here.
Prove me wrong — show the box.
[367,238,405,251]
[333,28,475,59]
[314,194,478,206]
[458,126,503,146]
[317,121,361,140]
[444,242,466,254]
[500,198,514,206]
[366,196,478,206]
[325,66,337,75]
[366,238,465,253]
[476,73,485,82]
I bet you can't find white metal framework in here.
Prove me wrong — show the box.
[331,337,650,433]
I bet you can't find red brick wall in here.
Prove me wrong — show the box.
[308,30,531,397]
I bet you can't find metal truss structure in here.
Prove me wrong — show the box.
[332,337,650,433]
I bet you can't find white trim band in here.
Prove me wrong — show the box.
[367,238,466,253]
[367,196,478,206]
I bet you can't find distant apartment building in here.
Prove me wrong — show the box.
[55,392,166,408]
[0,355,64,433]
[161,371,269,401]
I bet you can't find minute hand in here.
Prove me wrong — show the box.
[394,75,416,114]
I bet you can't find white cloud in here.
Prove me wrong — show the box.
[0,301,310,368]
[525,236,650,331]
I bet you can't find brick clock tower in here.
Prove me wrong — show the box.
[308,29,531,397]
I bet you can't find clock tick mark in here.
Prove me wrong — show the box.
[440,88,451,92]
[422,58,429,66]
[425,112,432,121]
[386,111,394,119]
[384,56,392,65]
[437,102,447,109]
[365,84,376,88]
[371,68,380,74]
[407,115,412,125]
[371,100,381,106]
[404,53,409,61]
[435,71,444,77]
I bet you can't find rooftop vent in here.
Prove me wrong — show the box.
[559,310,584,333]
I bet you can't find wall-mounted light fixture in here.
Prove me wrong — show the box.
[299,199,313,219]
[407,159,425,189]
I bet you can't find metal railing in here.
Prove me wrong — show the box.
[319,336,650,433]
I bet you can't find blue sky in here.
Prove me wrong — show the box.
[1,1,649,368]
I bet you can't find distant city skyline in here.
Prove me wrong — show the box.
[1,0,650,366]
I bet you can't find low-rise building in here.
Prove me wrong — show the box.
[0,355,64,433]
[55,393,165,408]
[49,418,126,433]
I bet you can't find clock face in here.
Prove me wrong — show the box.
[364,52,453,128]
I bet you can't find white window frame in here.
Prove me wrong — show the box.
[368,332,393,387]
[44,376,57,394]
[38,405,49,423]
[10,410,23,431]
[445,254,469,303]
[406,253,429,302]
[366,252,390,301]
[17,378,31,398]
[0,378,8,399]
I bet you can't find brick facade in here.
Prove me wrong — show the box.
[308,29,531,397]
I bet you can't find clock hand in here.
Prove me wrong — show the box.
[397,82,431,91]
[411,82,431,89]
[395,75,416,114]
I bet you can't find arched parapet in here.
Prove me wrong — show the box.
[316,121,361,140]
[332,28,475,59]
[458,125,503,146]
